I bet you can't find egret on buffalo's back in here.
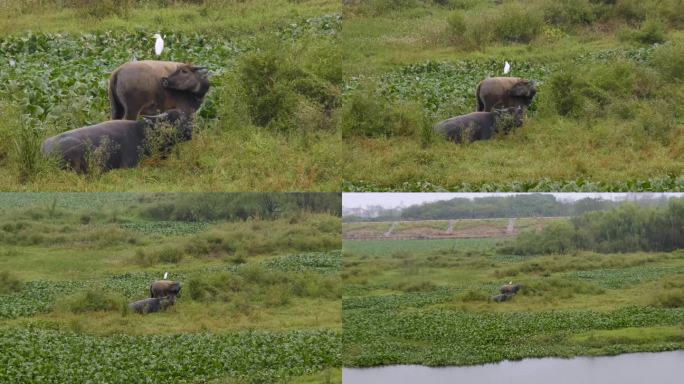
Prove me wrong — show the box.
[154,33,164,56]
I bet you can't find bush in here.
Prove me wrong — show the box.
[342,88,424,138]
[0,271,23,294]
[188,267,339,306]
[543,0,596,28]
[543,60,659,119]
[492,5,544,43]
[650,41,684,81]
[630,19,667,45]
[230,40,338,133]
[57,289,126,313]
[446,11,466,42]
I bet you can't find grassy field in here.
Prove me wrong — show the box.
[0,193,342,383]
[342,228,684,367]
[341,0,684,191]
[0,0,341,191]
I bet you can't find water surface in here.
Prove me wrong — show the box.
[343,350,684,384]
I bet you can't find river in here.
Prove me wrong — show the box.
[343,350,684,384]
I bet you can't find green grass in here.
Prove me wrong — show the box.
[0,1,341,192]
[342,231,684,367]
[341,1,684,191]
[0,193,341,382]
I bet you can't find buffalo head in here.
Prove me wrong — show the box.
[161,65,210,97]
[509,79,536,99]
[142,109,193,141]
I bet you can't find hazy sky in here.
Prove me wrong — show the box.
[342,193,683,210]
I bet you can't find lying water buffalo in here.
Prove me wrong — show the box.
[501,283,524,295]
[492,293,514,303]
[109,60,209,120]
[129,296,173,314]
[433,106,522,143]
[41,109,192,173]
[476,77,536,112]
[150,280,181,304]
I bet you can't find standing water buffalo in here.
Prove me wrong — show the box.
[433,106,523,143]
[129,296,173,314]
[500,283,524,295]
[150,280,181,304]
[41,109,192,173]
[476,77,536,112]
[109,60,210,120]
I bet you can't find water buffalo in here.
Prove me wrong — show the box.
[476,77,536,112]
[433,106,523,143]
[492,293,514,303]
[41,109,192,173]
[129,296,173,314]
[109,60,209,120]
[150,280,181,304]
[500,283,524,295]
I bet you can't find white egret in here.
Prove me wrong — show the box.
[163,272,168,279]
[503,61,511,75]
[9,58,16,67]
[154,33,164,56]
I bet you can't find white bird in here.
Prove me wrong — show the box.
[163,272,168,279]
[9,58,16,67]
[154,33,164,56]
[509,281,512,285]
[503,61,511,75]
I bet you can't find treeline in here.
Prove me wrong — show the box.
[345,194,676,222]
[138,193,341,222]
[504,199,684,254]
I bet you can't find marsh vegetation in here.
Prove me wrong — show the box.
[0,193,342,383]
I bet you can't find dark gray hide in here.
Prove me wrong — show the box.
[433,107,522,143]
[129,297,172,314]
[109,60,210,120]
[41,109,192,173]
[492,293,515,302]
[150,280,182,304]
[500,283,524,295]
[476,77,537,112]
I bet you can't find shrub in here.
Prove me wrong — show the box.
[630,19,667,45]
[446,11,466,43]
[543,0,596,28]
[650,41,684,81]
[342,89,423,138]
[492,5,544,43]
[57,289,126,313]
[0,271,23,294]
[188,267,339,306]
[230,41,338,133]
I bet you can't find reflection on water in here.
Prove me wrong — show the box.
[343,350,684,384]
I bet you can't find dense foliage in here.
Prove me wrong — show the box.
[139,193,342,221]
[507,199,684,254]
[345,194,675,222]
[0,328,340,383]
